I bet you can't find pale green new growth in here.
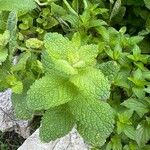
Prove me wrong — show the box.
[43,32,99,77]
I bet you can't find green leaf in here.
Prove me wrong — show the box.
[70,68,111,100]
[11,52,31,72]
[26,75,77,110]
[0,30,10,46]
[54,59,78,76]
[12,81,23,94]
[132,87,145,99]
[144,86,150,93]
[110,0,121,20]
[135,120,150,147]
[115,68,132,89]
[40,106,74,142]
[71,32,81,48]
[106,135,122,150]
[7,11,17,60]
[0,48,8,63]
[51,2,67,16]
[77,123,106,147]
[44,32,75,60]
[0,0,36,12]
[117,110,134,135]
[121,98,149,117]
[25,38,43,49]
[78,44,99,66]
[68,95,115,146]
[12,91,33,120]
[144,0,150,10]
[0,12,8,31]
[43,32,99,75]
[97,61,120,82]
[123,125,136,140]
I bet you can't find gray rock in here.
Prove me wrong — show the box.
[18,128,90,150]
[0,89,30,138]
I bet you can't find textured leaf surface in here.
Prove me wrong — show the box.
[40,106,74,142]
[0,0,36,12]
[77,123,106,146]
[70,68,110,100]
[68,95,115,146]
[7,11,17,60]
[44,33,74,60]
[26,75,76,110]
[54,59,78,76]
[135,120,150,147]
[0,48,8,63]
[12,92,33,120]
[97,61,120,82]
[79,44,98,66]
[43,33,99,71]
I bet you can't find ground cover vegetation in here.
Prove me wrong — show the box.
[0,0,150,149]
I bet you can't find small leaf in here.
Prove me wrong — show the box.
[135,120,150,147]
[26,38,43,49]
[7,11,18,60]
[11,52,31,72]
[0,48,8,64]
[54,59,78,76]
[51,2,67,16]
[132,87,145,99]
[123,125,136,140]
[106,135,122,150]
[12,81,23,94]
[121,98,149,117]
[110,0,121,20]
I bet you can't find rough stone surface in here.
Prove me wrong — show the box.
[18,128,90,150]
[0,89,30,138]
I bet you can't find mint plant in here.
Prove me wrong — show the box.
[22,33,114,146]
[0,0,150,149]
